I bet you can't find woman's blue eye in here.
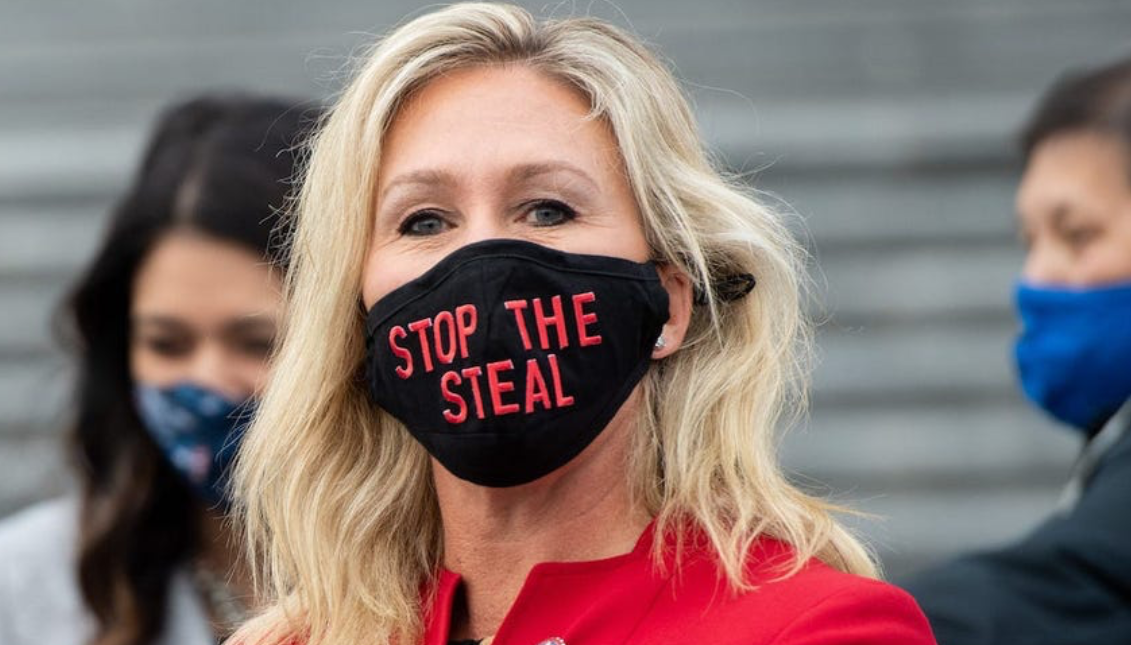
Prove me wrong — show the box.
[400,211,447,236]
[527,200,576,227]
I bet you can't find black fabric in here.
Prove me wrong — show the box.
[901,420,1131,645]
[365,239,669,487]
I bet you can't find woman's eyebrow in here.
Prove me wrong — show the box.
[375,162,601,219]
[222,316,278,335]
[379,169,457,202]
[383,162,599,194]
[131,315,190,332]
[509,161,599,191]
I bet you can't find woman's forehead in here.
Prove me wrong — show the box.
[376,65,623,194]
[1017,130,1131,219]
[131,232,281,323]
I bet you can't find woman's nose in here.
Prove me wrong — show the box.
[185,342,252,402]
[1021,238,1072,286]
[460,209,512,246]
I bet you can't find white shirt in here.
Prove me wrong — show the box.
[0,497,214,645]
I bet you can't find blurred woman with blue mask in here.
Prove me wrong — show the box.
[1013,84,1131,439]
[0,95,317,645]
[904,54,1131,645]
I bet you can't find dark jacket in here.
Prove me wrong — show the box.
[902,411,1131,645]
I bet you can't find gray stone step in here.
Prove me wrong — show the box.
[0,358,70,431]
[0,432,72,518]
[784,401,1076,484]
[814,320,1018,403]
[850,483,1067,576]
[770,170,1019,245]
[816,242,1022,323]
[0,279,71,355]
[0,206,106,277]
[0,126,140,202]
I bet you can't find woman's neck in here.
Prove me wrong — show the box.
[434,399,651,641]
[196,507,256,622]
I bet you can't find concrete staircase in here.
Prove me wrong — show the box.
[2,0,1129,575]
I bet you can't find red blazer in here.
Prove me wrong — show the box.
[425,523,936,645]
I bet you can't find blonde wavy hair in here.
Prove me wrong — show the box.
[233,4,876,644]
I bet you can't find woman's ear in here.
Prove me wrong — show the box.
[652,263,693,359]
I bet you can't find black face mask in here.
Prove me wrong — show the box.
[365,239,670,487]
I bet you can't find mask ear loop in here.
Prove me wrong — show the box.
[693,273,757,306]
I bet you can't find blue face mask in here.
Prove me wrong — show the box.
[1014,281,1131,433]
[133,383,253,508]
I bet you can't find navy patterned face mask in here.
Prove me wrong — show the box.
[134,382,253,508]
[364,239,670,488]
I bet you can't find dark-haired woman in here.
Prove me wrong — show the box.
[0,94,315,645]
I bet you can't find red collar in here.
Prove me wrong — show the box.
[424,521,669,645]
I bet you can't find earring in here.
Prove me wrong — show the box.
[654,335,667,350]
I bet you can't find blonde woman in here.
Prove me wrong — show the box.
[233,4,936,645]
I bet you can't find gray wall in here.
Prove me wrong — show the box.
[2,0,1129,576]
